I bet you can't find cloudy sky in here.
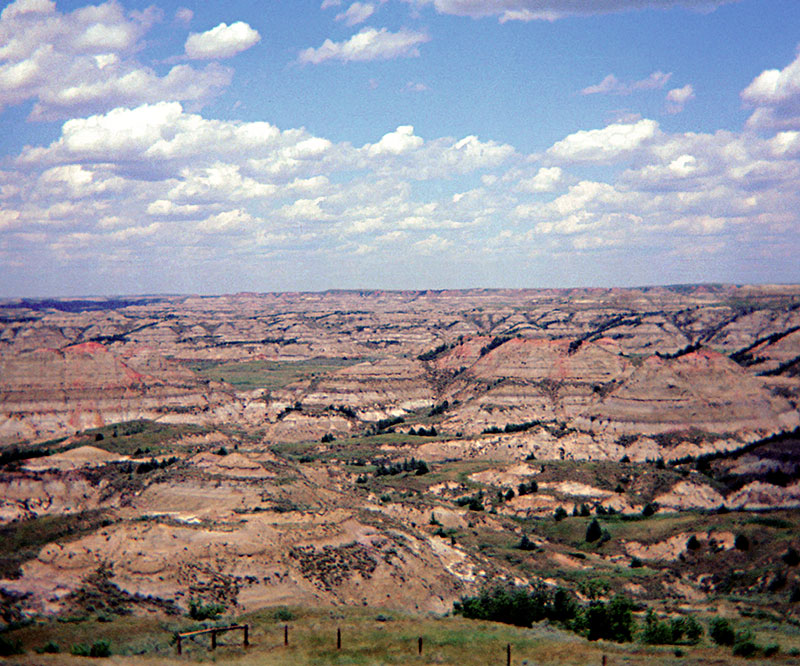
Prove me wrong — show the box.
[1,0,799,296]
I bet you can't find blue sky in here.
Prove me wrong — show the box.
[1,0,800,296]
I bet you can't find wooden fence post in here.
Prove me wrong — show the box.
[602,655,607,666]
[177,635,182,655]
[210,629,217,651]
[418,636,423,655]
[337,627,341,650]
[243,624,249,647]
[284,624,289,646]
[507,643,511,666]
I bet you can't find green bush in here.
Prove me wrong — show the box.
[188,598,225,620]
[274,607,294,621]
[709,617,736,646]
[38,640,60,654]
[454,584,579,630]
[90,639,111,657]
[0,635,23,656]
[70,639,112,658]
[586,594,635,642]
[642,611,703,645]
[732,640,759,657]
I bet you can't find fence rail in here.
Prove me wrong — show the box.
[176,623,249,654]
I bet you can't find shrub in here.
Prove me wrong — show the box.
[0,636,23,656]
[553,506,567,521]
[274,607,294,621]
[732,640,759,657]
[585,519,603,543]
[188,599,225,620]
[734,534,750,551]
[686,535,701,550]
[642,609,674,644]
[586,594,634,642]
[641,502,658,517]
[709,617,736,646]
[518,535,536,551]
[630,557,643,568]
[71,644,92,657]
[783,547,800,566]
[675,615,704,644]
[454,584,580,630]
[764,644,780,657]
[39,640,61,654]
[90,639,112,658]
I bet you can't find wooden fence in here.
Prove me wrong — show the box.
[176,624,248,655]
[174,624,610,664]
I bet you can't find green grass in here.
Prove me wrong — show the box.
[187,358,364,390]
[72,420,210,456]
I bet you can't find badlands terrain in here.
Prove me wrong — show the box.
[2,284,800,661]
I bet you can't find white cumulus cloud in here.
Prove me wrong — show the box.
[666,84,695,113]
[367,125,424,155]
[742,50,800,131]
[547,119,659,163]
[0,0,231,119]
[298,27,429,64]
[185,21,261,60]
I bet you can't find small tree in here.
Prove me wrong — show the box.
[585,518,603,543]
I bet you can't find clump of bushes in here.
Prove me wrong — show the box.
[642,609,703,644]
[455,492,484,511]
[454,585,635,643]
[188,599,225,620]
[374,458,429,476]
[517,480,538,495]
[710,617,775,657]
[70,639,111,657]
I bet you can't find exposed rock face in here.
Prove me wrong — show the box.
[2,286,800,453]
[0,452,492,617]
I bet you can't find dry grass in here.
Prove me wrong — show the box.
[4,605,790,666]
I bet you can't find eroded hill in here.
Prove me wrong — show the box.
[2,285,800,628]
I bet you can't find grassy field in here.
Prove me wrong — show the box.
[4,605,795,665]
[187,358,364,390]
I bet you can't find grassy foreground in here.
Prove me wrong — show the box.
[4,605,796,666]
